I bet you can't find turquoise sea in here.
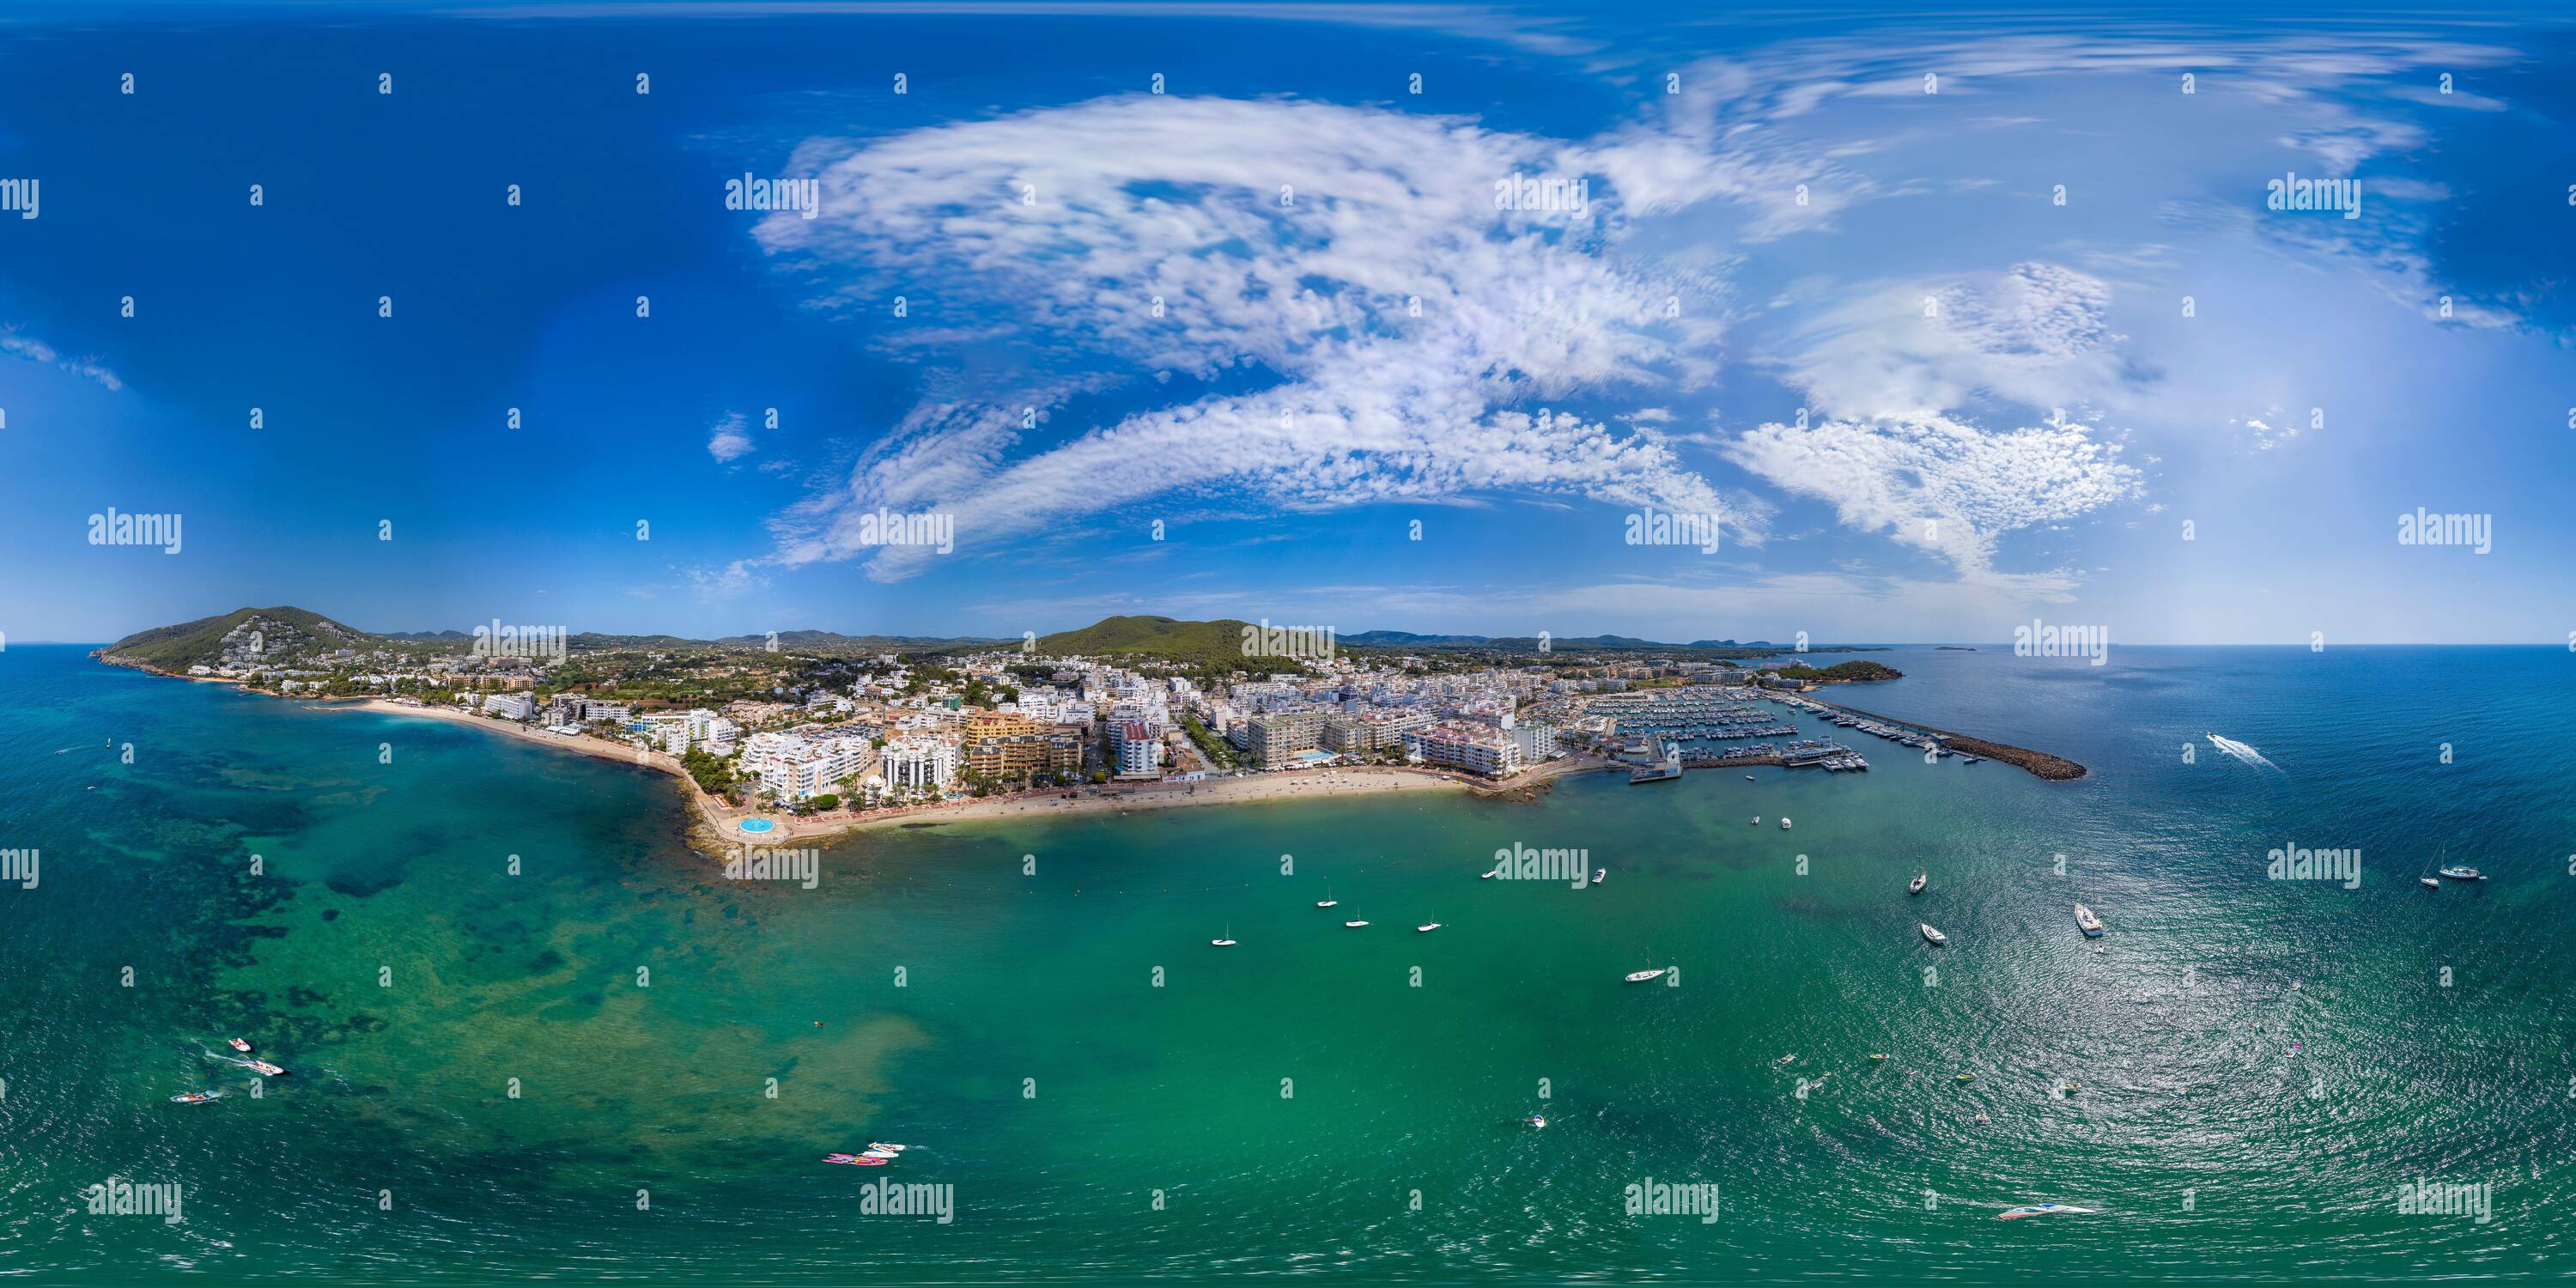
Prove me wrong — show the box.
[2,643,2572,1283]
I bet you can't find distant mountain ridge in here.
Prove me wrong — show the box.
[100,606,1827,675]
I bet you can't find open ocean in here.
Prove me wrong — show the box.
[1,642,2571,1283]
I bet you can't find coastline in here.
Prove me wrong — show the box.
[300,693,1605,853]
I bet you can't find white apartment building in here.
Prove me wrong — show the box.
[879,736,958,793]
[1405,721,1524,778]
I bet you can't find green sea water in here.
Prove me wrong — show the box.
[3,644,2573,1283]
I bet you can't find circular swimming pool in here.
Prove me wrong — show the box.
[738,817,776,834]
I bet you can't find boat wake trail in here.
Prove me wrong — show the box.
[2205,732,2281,772]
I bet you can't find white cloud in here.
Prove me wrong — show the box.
[707,411,755,463]
[1773,262,2122,422]
[748,94,1809,581]
[1,328,122,392]
[1722,412,2140,579]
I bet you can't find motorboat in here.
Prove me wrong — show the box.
[1416,920,1442,933]
[1780,817,1792,829]
[1591,869,1606,884]
[227,1038,252,1052]
[246,1060,287,1077]
[170,1091,224,1104]
[1919,923,1947,945]
[2420,876,2439,889]
[1908,872,1928,896]
[2438,866,2483,881]
[1997,1203,2095,1219]
[1344,920,1370,927]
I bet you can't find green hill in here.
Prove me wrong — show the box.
[1034,615,1267,668]
[100,606,374,671]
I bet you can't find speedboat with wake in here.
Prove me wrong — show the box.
[1908,872,1928,896]
[1919,923,1947,946]
[2075,903,2103,937]
[1997,1203,2095,1219]
[245,1060,287,1077]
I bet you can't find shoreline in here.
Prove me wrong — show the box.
[291,694,1607,852]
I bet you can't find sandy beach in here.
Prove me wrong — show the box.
[317,696,1606,850]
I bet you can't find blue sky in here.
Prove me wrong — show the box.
[3,2,2573,644]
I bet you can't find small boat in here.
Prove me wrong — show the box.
[866,1143,910,1151]
[170,1091,224,1104]
[1775,1053,1798,1066]
[2420,876,2440,889]
[1745,774,1755,781]
[1416,920,1442,933]
[1868,1053,1888,1062]
[246,1060,287,1077]
[1920,923,1947,945]
[860,1149,900,1159]
[1344,920,1370,927]
[823,1154,890,1166]
[228,1038,252,1052]
[1625,966,1670,983]
[1908,873,1928,896]
[1524,1115,1546,1129]
[2438,866,2483,882]
[1956,1072,1975,1081]
[1591,869,1606,884]
[2075,903,2103,937]
[1997,1203,2095,1219]
[1751,817,1761,825]
[1480,868,1499,879]
[1212,923,1236,946]
[1317,884,1338,908]
[1780,817,1792,829]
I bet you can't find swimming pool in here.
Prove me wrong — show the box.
[738,817,776,834]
